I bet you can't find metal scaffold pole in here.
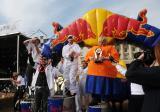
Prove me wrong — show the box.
[17,35,20,73]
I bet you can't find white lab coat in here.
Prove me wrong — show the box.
[26,42,41,63]
[74,67,88,112]
[57,61,64,74]
[31,64,58,96]
[62,43,81,93]
[79,67,88,95]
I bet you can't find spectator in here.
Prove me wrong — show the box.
[126,42,160,112]
[11,72,25,112]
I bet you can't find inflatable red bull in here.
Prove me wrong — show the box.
[52,8,160,48]
[45,8,160,101]
[43,8,160,77]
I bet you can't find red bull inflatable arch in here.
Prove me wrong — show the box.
[52,8,160,48]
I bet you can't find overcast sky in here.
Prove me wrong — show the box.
[0,0,160,38]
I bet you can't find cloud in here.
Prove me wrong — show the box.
[0,0,57,35]
[0,0,160,37]
[107,0,160,21]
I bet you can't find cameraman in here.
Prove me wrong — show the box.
[127,50,150,112]
[126,44,160,112]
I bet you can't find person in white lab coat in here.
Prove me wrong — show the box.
[78,60,90,111]
[31,56,58,112]
[62,35,81,96]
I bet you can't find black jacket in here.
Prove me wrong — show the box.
[126,60,160,87]
[126,60,160,112]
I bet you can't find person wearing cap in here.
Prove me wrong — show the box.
[23,37,41,87]
[31,56,59,112]
[62,35,81,96]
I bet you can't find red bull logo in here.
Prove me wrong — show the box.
[52,18,96,46]
[100,14,155,39]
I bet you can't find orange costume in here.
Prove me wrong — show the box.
[85,45,119,78]
[85,45,129,100]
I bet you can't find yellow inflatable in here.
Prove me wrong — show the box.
[82,8,113,46]
[52,8,114,47]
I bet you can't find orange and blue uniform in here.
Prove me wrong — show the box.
[85,45,119,78]
[85,45,129,100]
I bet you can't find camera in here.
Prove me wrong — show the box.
[134,49,155,66]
